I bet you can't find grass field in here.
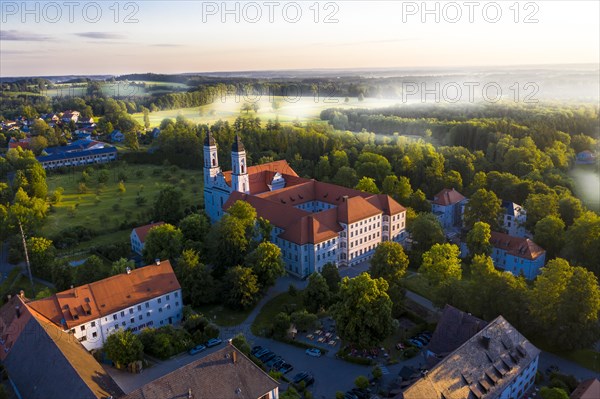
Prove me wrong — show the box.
[131,96,401,127]
[39,81,190,98]
[196,303,254,327]
[43,163,203,242]
[251,292,303,336]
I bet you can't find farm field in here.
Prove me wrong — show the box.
[131,95,402,127]
[41,81,190,98]
[43,163,203,243]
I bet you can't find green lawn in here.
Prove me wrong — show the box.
[402,273,434,300]
[43,163,203,240]
[0,268,54,300]
[196,304,254,327]
[251,292,303,336]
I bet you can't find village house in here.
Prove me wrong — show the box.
[27,260,183,351]
[204,133,407,277]
[131,222,165,256]
[109,129,125,142]
[490,231,546,279]
[431,188,468,229]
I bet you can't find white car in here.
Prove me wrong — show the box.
[305,348,322,357]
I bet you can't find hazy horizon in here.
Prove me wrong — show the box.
[1,1,598,76]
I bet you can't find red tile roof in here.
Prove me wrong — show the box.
[133,221,165,243]
[223,174,406,245]
[0,295,32,361]
[28,260,180,329]
[490,231,546,261]
[432,188,466,206]
[223,160,299,194]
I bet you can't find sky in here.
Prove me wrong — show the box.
[0,0,599,76]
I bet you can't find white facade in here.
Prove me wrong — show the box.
[499,356,539,399]
[69,289,183,351]
[502,202,530,238]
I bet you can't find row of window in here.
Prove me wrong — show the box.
[108,293,179,322]
[350,232,381,248]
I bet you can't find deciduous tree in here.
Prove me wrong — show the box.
[142,223,183,264]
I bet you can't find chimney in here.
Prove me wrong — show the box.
[188,388,193,399]
[74,288,78,298]
[232,350,237,364]
[126,266,132,275]
[342,195,348,202]
[481,334,491,349]
[19,290,24,299]
[15,305,21,318]
[155,258,161,265]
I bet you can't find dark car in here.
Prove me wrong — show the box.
[344,393,359,399]
[251,346,263,356]
[350,389,369,399]
[206,338,222,348]
[260,351,276,363]
[271,359,285,370]
[266,356,283,367]
[279,362,294,374]
[254,348,270,358]
[293,372,310,384]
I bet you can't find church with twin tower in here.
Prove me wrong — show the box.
[203,132,408,278]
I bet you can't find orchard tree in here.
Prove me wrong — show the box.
[245,242,285,290]
[154,185,183,224]
[420,243,462,286]
[463,189,502,229]
[331,273,393,348]
[142,223,183,263]
[303,272,331,313]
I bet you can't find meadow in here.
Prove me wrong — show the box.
[41,81,190,98]
[43,163,203,250]
[131,95,402,127]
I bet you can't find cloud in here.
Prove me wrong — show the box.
[0,30,53,41]
[75,32,126,40]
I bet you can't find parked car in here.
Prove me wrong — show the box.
[409,339,423,348]
[206,338,222,348]
[279,363,294,374]
[266,356,283,367]
[395,343,405,350]
[350,388,369,399]
[421,331,432,338]
[344,392,359,399]
[188,344,206,355]
[413,336,428,345]
[254,348,270,358]
[305,348,322,357]
[271,359,285,370]
[251,346,263,356]
[293,372,310,384]
[260,351,277,363]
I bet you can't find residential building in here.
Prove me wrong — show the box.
[431,188,468,229]
[62,110,80,123]
[424,305,487,367]
[27,260,183,351]
[570,378,600,399]
[109,129,125,142]
[0,295,123,399]
[575,150,597,165]
[7,137,31,150]
[502,201,530,238]
[131,221,165,256]
[151,127,161,139]
[36,139,117,169]
[490,231,546,279]
[204,133,407,277]
[401,316,540,399]
[124,343,279,399]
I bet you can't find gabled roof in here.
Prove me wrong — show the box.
[432,188,466,206]
[570,378,600,399]
[0,296,122,399]
[501,201,523,217]
[124,344,278,399]
[403,315,540,399]
[132,221,165,243]
[279,209,342,245]
[337,196,383,224]
[490,231,545,261]
[426,305,487,365]
[28,260,180,329]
